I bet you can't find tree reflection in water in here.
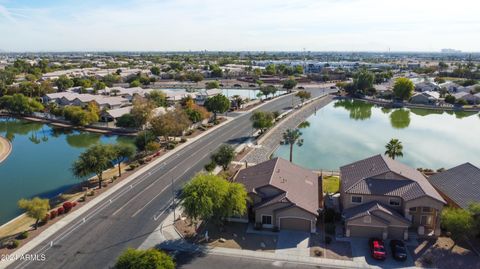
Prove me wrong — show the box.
[333,99,374,120]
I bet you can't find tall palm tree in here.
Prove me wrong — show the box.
[385,138,403,159]
[282,128,304,162]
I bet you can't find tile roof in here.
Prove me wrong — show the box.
[428,163,480,209]
[105,106,132,118]
[343,201,410,225]
[234,157,319,215]
[340,154,445,203]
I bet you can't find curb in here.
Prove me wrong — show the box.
[0,91,297,269]
[0,116,235,269]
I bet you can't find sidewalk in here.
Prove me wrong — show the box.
[152,209,422,269]
[243,94,334,164]
[0,116,236,269]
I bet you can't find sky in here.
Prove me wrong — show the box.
[0,0,479,52]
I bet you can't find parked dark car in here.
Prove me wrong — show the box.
[369,238,386,260]
[390,240,407,261]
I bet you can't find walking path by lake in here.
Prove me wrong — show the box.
[243,94,334,164]
[0,136,12,163]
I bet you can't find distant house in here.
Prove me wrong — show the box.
[453,92,480,104]
[439,82,461,93]
[410,91,440,105]
[233,158,321,232]
[43,92,128,109]
[100,106,132,122]
[428,163,480,210]
[100,87,153,101]
[340,155,445,239]
[415,82,439,92]
[195,89,223,105]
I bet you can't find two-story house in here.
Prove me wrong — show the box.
[340,154,446,240]
[233,157,321,233]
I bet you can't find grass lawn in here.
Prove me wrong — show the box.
[323,176,340,194]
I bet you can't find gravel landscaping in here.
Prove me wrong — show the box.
[409,237,480,269]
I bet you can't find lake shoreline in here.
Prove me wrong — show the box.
[0,136,12,163]
[358,97,480,112]
[0,112,137,136]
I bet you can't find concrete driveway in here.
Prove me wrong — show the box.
[350,238,416,269]
[275,230,310,257]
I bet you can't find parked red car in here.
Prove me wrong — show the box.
[369,238,386,260]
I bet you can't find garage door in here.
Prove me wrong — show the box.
[279,218,311,232]
[388,227,406,239]
[349,226,384,238]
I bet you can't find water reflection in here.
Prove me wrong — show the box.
[390,109,411,129]
[0,117,43,142]
[446,110,478,119]
[333,99,374,120]
[409,108,444,117]
[66,133,102,148]
[0,118,135,225]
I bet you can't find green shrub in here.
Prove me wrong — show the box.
[204,161,216,172]
[9,240,20,249]
[166,143,176,150]
[17,231,29,240]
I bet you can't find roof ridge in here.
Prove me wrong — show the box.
[269,157,280,185]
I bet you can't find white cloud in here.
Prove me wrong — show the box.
[0,0,479,51]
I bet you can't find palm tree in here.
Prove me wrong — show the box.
[385,138,403,159]
[282,128,304,162]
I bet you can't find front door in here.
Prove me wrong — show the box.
[420,215,433,228]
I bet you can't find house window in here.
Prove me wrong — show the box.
[410,207,417,212]
[261,215,272,225]
[422,207,432,213]
[389,199,401,206]
[351,196,362,204]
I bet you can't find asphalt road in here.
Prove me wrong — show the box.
[8,87,334,269]
[174,251,338,269]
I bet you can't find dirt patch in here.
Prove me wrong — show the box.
[309,233,352,260]
[409,237,480,269]
[175,218,277,252]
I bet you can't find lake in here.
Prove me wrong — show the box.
[273,99,480,171]
[0,118,134,225]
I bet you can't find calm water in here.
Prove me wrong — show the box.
[0,118,134,225]
[274,99,480,171]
